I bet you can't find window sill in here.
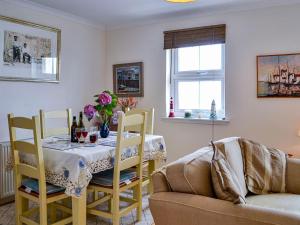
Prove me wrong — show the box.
[161,117,229,125]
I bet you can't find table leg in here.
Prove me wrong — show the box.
[148,160,156,194]
[72,189,86,225]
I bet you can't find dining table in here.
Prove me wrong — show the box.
[19,131,167,225]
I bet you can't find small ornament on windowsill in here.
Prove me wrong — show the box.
[210,100,217,142]
[168,97,175,118]
[210,100,217,120]
[184,110,192,118]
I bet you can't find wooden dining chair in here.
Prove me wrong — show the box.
[39,109,72,139]
[8,114,73,225]
[125,108,155,193]
[125,108,154,135]
[87,111,148,225]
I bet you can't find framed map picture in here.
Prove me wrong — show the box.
[257,53,300,97]
[113,62,144,97]
[0,15,61,83]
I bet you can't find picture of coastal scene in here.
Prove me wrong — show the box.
[257,54,300,97]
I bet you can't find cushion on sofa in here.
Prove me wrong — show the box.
[246,193,300,215]
[214,137,248,197]
[211,142,246,204]
[166,147,215,197]
[239,138,287,194]
[151,167,172,193]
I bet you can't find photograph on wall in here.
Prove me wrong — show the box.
[257,53,300,97]
[0,15,60,82]
[113,62,144,97]
[3,31,51,66]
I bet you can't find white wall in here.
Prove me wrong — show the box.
[106,4,300,162]
[0,1,106,141]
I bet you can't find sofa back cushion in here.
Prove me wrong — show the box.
[166,147,215,197]
[214,137,248,197]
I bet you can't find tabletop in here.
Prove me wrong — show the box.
[20,132,167,197]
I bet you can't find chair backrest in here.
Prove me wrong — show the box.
[125,108,154,134]
[39,108,72,138]
[7,114,47,196]
[113,111,148,188]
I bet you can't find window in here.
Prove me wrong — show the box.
[170,44,225,119]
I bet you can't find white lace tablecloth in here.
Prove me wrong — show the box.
[19,134,167,197]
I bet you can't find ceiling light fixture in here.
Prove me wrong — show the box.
[166,0,196,3]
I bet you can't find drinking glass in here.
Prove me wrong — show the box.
[75,128,82,143]
[82,128,88,138]
[89,127,98,144]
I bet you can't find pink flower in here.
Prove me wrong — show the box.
[84,104,96,121]
[98,92,112,106]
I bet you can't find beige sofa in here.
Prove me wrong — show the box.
[149,138,300,225]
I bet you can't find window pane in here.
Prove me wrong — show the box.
[199,44,222,71]
[178,81,200,109]
[199,81,222,110]
[178,47,200,72]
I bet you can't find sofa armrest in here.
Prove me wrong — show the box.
[149,192,300,225]
[287,158,300,194]
[151,168,171,193]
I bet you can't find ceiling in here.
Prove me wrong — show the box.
[22,0,300,28]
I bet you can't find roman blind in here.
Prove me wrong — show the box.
[164,24,226,49]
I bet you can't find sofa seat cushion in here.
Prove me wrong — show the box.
[246,193,300,215]
[166,147,215,197]
[214,137,248,197]
[150,192,300,225]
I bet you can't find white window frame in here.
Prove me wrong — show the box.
[170,44,226,118]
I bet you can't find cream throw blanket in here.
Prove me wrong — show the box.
[238,138,287,194]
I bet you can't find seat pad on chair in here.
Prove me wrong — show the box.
[91,169,137,187]
[246,193,300,215]
[21,178,65,195]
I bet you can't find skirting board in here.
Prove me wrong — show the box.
[0,195,14,206]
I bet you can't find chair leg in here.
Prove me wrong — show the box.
[39,202,47,225]
[136,184,143,222]
[148,160,156,194]
[15,193,23,225]
[112,195,120,225]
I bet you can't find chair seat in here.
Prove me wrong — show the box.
[21,178,65,195]
[246,193,300,215]
[91,169,137,187]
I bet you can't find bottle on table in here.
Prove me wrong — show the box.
[71,116,78,143]
[78,111,85,128]
[77,112,87,143]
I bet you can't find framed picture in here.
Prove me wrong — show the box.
[0,15,61,83]
[113,62,144,97]
[257,53,300,97]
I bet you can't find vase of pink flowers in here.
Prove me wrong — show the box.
[84,90,118,138]
[118,97,138,113]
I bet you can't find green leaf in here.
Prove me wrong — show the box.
[95,105,102,111]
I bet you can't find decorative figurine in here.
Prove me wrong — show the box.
[168,97,175,118]
[210,99,217,142]
[210,99,217,120]
[184,110,192,118]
